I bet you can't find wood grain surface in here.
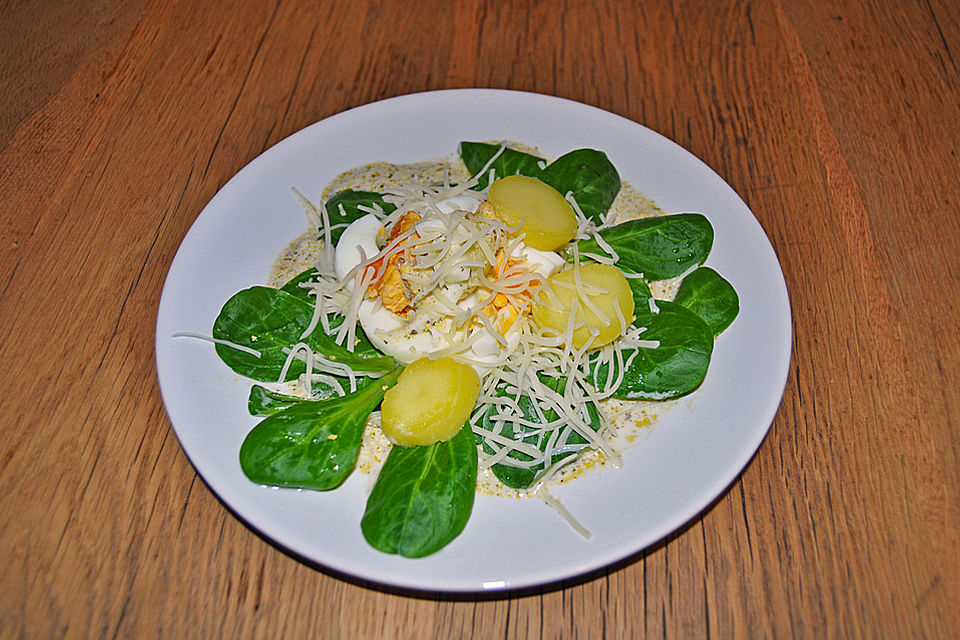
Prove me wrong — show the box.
[2,0,958,637]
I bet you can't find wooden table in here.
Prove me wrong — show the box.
[2,1,958,637]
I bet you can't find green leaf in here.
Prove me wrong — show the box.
[361,422,478,558]
[458,142,621,223]
[595,300,714,400]
[247,384,338,416]
[281,268,384,359]
[279,267,320,301]
[573,214,714,281]
[248,385,302,416]
[213,286,396,382]
[538,149,620,225]
[458,142,544,191]
[481,376,602,489]
[622,268,653,309]
[674,267,739,335]
[324,190,396,245]
[239,367,402,490]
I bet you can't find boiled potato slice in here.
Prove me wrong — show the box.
[381,357,481,447]
[532,263,635,349]
[487,175,577,251]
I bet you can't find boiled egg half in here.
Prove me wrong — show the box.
[334,197,565,367]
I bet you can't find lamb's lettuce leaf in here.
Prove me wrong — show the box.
[674,266,739,335]
[594,300,714,400]
[480,375,602,490]
[324,190,396,245]
[572,214,714,281]
[213,286,395,382]
[239,367,402,490]
[361,422,478,558]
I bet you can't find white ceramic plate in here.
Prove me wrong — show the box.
[156,89,791,592]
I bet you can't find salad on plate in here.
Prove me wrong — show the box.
[187,141,739,558]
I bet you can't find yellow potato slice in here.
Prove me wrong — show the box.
[381,357,481,447]
[487,175,578,251]
[532,263,635,349]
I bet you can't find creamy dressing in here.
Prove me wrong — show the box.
[269,148,676,499]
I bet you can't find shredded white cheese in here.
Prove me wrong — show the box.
[267,147,671,508]
[171,332,262,358]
